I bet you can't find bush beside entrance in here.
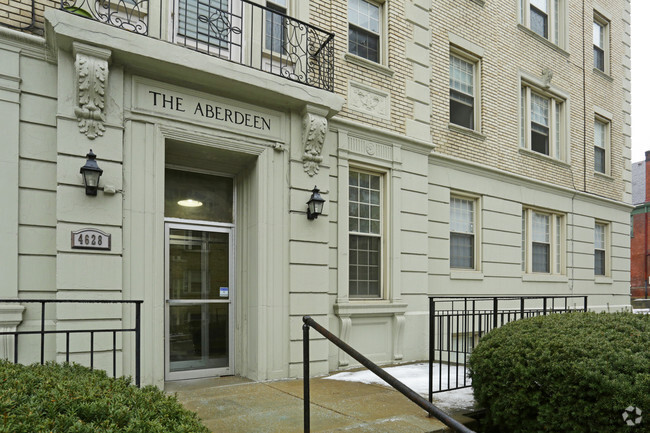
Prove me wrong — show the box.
[0,361,210,433]
[468,312,650,433]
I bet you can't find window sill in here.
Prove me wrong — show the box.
[334,301,407,317]
[522,274,568,283]
[518,147,570,168]
[593,68,614,82]
[595,276,613,284]
[516,24,569,57]
[448,123,486,140]
[450,271,484,280]
[343,53,395,77]
[594,171,613,181]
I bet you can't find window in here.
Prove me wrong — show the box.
[593,14,609,73]
[520,0,563,46]
[349,170,382,298]
[522,208,563,274]
[266,0,287,53]
[348,0,381,63]
[520,83,565,160]
[450,196,477,269]
[177,0,230,48]
[449,54,477,130]
[594,222,607,276]
[594,117,609,174]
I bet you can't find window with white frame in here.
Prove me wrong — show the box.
[450,196,477,269]
[449,53,478,130]
[177,0,231,48]
[594,222,608,276]
[348,0,381,63]
[349,170,383,298]
[265,0,287,53]
[520,83,566,160]
[522,208,563,274]
[519,0,564,46]
[593,14,609,73]
[594,117,609,174]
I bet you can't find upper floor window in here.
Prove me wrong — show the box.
[520,82,566,160]
[520,0,564,46]
[266,0,288,53]
[522,208,564,274]
[594,117,609,174]
[348,0,381,63]
[449,53,478,131]
[177,0,230,48]
[349,169,383,298]
[593,13,609,73]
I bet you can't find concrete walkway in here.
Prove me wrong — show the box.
[166,375,476,433]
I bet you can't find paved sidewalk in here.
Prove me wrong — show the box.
[167,375,476,433]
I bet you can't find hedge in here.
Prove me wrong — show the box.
[469,312,650,433]
[0,361,210,433]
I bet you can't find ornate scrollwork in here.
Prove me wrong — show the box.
[302,112,327,176]
[73,44,111,140]
[60,0,149,34]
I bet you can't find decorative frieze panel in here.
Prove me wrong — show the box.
[348,136,393,161]
[348,81,390,120]
[73,43,111,140]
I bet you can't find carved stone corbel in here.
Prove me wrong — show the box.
[541,67,553,89]
[73,43,111,140]
[302,110,328,176]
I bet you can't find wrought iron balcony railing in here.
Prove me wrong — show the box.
[52,0,334,91]
[172,0,334,91]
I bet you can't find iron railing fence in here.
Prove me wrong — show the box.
[60,0,149,34]
[302,316,475,433]
[3,1,335,91]
[172,0,334,91]
[428,295,588,401]
[0,299,142,387]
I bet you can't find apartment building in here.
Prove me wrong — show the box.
[0,0,631,387]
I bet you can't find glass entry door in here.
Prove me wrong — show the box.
[165,223,234,380]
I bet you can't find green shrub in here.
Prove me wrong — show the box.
[468,312,650,433]
[0,361,210,433]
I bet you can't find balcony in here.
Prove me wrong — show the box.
[0,0,335,92]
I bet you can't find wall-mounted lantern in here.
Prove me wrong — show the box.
[306,186,325,220]
[79,149,103,196]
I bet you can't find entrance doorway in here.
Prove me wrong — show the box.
[163,167,236,381]
[165,223,234,380]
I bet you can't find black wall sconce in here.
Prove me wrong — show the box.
[80,149,103,196]
[306,186,325,220]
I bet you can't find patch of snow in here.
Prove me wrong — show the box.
[324,363,476,411]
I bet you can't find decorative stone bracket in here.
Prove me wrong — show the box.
[73,43,111,140]
[302,109,328,176]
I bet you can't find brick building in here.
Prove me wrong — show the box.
[631,151,649,299]
[0,0,632,386]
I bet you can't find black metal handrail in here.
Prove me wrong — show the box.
[428,295,588,399]
[302,316,475,433]
[0,299,143,387]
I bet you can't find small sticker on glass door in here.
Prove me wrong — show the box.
[219,287,229,297]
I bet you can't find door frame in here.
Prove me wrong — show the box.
[164,220,235,381]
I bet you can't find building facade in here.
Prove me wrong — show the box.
[0,0,632,387]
